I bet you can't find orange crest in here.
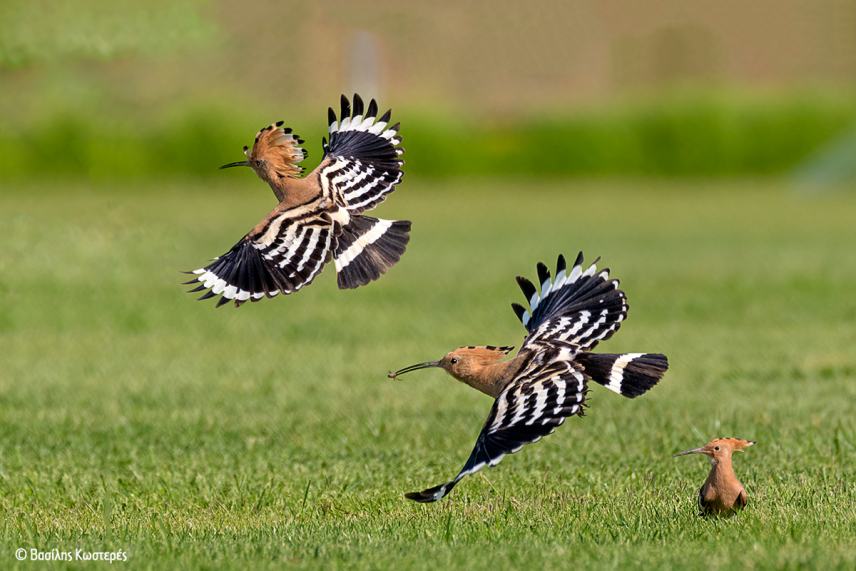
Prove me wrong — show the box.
[709,437,755,452]
[247,122,307,179]
[451,345,515,363]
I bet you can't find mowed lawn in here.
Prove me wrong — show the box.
[1,179,854,570]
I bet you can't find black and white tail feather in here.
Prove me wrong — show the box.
[576,352,668,398]
[185,94,409,307]
[405,252,668,502]
[334,215,411,289]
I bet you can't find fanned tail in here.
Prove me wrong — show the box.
[577,352,668,398]
[333,215,411,289]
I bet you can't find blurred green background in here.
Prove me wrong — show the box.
[2,0,856,182]
[2,2,855,570]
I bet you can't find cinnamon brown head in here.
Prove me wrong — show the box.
[220,122,307,184]
[674,437,755,462]
[388,345,514,380]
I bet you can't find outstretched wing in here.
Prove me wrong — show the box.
[185,200,335,307]
[405,342,587,503]
[512,252,628,353]
[316,94,404,213]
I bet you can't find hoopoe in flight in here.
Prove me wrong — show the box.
[185,94,409,307]
[388,252,669,502]
[675,437,755,515]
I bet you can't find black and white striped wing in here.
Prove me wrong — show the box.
[186,204,335,307]
[512,252,628,353]
[405,343,587,503]
[318,94,404,213]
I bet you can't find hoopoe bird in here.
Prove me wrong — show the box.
[388,252,669,502]
[185,94,409,307]
[675,437,755,515]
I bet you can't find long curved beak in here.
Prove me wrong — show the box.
[219,160,250,169]
[388,360,440,379]
[673,447,704,457]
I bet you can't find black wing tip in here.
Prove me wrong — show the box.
[340,94,351,118]
[352,93,364,115]
[404,481,451,503]
[536,261,550,284]
[516,275,536,299]
[404,490,442,503]
[192,288,243,308]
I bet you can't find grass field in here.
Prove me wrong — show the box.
[1,179,854,569]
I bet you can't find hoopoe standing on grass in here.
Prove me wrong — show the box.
[388,252,669,502]
[185,94,409,307]
[675,437,755,515]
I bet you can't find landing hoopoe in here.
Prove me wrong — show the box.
[185,94,409,307]
[388,252,669,502]
[675,437,755,515]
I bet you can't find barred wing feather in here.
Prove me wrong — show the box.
[186,202,335,307]
[318,94,404,213]
[512,252,628,353]
[405,342,587,502]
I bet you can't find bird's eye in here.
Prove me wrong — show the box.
[450,358,459,365]
[714,446,720,451]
